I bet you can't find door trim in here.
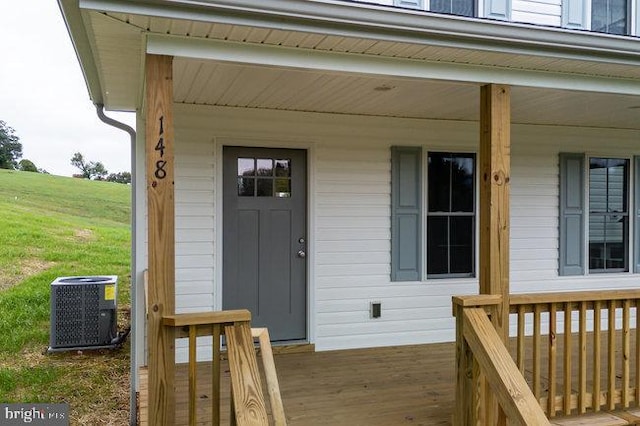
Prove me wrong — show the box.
[214,137,316,344]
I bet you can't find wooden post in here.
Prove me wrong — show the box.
[479,84,511,425]
[146,54,176,426]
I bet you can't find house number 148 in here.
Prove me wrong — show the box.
[154,116,167,179]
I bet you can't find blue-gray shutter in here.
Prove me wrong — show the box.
[635,156,640,272]
[391,147,422,281]
[394,0,424,9]
[559,153,585,276]
[562,0,587,29]
[484,0,510,20]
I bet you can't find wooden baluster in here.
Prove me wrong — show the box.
[623,300,631,408]
[578,301,587,414]
[593,301,602,411]
[548,303,557,417]
[189,325,197,426]
[212,323,221,426]
[564,302,572,415]
[533,304,542,401]
[608,300,616,411]
[517,305,525,373]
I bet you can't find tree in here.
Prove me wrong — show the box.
[106,171,131,184]
[70,152,108,180]
[0,120,22,169]
[18,159,38,172]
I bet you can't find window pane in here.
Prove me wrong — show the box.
[431,0,474,15]
[592,0,628,34]
[256,178,273,197]
[589,215,628,271]
[589,215,606,270]
[431,0,452,13]
[238,178,255,196]
[607,159,627,212]
[450,216,474,274]
[452,0,474,16]
[451,155,474,212]
[590,158,628,214]
[428,153,451,212]
[275,179,291,198]
[591,0,608,32]
[605,215,627,269]
[427,217,448,275]
[275,159,291,177]
[238,158,255,176]
[609,0,628,34]
[257,159,273,176]
[589,159,608,212]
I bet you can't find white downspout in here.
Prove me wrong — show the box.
[95,104,137,426]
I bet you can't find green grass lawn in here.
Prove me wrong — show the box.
[0,169,131,424]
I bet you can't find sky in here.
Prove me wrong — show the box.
[0,1,134,177]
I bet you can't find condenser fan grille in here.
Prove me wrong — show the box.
[53,284,101,346]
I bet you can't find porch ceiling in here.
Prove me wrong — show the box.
[76,7,640,129]
[173,58,640,129]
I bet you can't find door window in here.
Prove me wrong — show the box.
[237,158,291,197]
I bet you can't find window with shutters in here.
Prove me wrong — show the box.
[559,154,637,276]
[391,147,476,281]
[591,0,629,34]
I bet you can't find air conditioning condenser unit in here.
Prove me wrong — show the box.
[48,276,119,352]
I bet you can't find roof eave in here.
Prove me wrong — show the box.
[79,0,640,66]
[58,0,104,106]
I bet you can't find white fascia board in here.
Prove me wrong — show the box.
[58,0,104,105]
[82,0,640,66]
[147,34,640,96]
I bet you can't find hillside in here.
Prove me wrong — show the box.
[0,169,132,424]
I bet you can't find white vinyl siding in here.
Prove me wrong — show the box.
[174,127,216,314]
[143,104,640,360]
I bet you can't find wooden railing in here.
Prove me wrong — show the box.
[161,309,286,426]
[453,296,550,426]
[454,290,640,424]
[510,290,640,418]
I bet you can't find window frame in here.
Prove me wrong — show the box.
[587,156,630,273]
[425,151,477,279]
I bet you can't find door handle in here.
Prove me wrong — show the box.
[297,250,306,259]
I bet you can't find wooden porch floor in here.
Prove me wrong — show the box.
[139,342,456,425]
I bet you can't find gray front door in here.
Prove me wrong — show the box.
[223,147,307,341]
